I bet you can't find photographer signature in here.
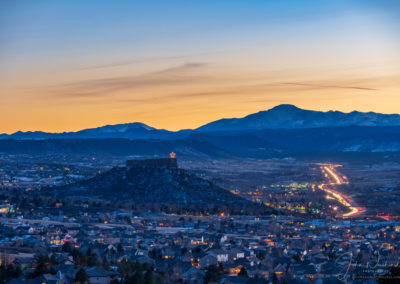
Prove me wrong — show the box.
[334,244,399,281]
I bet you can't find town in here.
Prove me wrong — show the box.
[0,204,399,283]
[0,154,399,283]
[2,0,400,282]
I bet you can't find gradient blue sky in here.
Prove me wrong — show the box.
[1,0,399,132]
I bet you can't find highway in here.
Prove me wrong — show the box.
[318,165,365,218]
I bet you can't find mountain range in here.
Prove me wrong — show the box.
[1,105,400,156]
[2,104,400,140]
[198,104,400,131]
[0,122,177,140]
[1,126,399,157]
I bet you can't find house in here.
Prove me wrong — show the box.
[295,263,316,280]
[209,249,229,262]
[85,267,118,284]
[42,273,69,284]
[221,276,250,284]
[228,249,245,261]
[225,263,243,276]
[12,256,35,269]
[131,255,155,265]
[181,266,205,282]
[200,254,218,268]
[8,276,57,284]
[8,272,71,284]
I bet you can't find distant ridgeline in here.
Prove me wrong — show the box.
[126,153,178,169]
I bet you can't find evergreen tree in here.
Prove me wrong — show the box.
[117,243,124,253]
[32,255,49,277]
[144,269,155,284]
[204,265,223,283]
[50,253,58,265]
[238,266,248,277]
[75,268,89,284]
[62,242,72,253]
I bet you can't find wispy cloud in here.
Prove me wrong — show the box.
[76,52,218,70]
[47,62,209,98]
[163,78,379,100]
[43,61,382,107]
[280,82,378,91]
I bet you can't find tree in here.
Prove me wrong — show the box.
[32,254,49,278]
[62,241,72,253]
[292,254,301,262]
[238,266,248,277]
[144,269,156,284]
[272,272,278,284]
[72,249,87,266]
[75,268,89,284]
[13,264,23,279]
[50,253,58,265]
[257,251,265,260]
[0,264,23,282]
[87,253,100,267]
[204,264,223,283]
[117,243,124,253]
[102,257,110,270]
[149,248,162,260]
[131,270,144,284]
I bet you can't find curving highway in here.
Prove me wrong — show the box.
[318,165,365,218]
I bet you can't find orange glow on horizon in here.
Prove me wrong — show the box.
[2,79,400,134]
[1,1,400,134]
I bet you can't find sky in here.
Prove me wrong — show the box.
[1,0,400,133]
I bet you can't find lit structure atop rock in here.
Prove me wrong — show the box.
[126,155,178,169]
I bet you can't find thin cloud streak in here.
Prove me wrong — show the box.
[46,62,209,98]
[42,60,384,108]
[281,82,378,91]
[76,51,219,70]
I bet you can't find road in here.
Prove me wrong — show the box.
[318,165,365,218]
